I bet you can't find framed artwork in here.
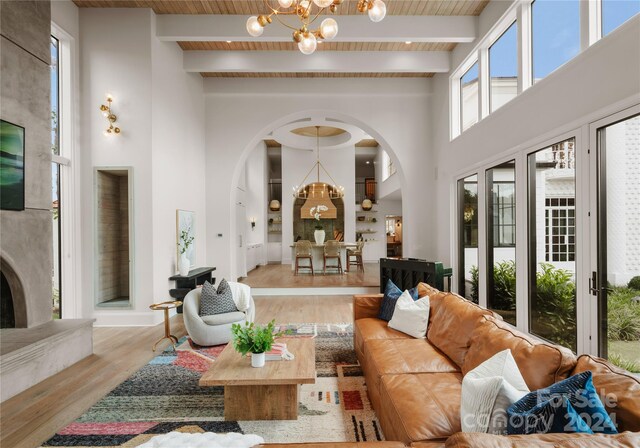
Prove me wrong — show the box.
[0,120,25,211]
[176,210,196,267]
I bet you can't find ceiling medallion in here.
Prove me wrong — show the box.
[246,0,387,55]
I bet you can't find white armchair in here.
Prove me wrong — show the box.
[182,282,255,346]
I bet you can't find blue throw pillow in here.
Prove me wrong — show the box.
[507,371,618,435]
[378,280,418,322]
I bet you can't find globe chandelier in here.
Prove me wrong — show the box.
[246,0,387,55]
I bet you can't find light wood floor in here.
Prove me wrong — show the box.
[241,263,380,288]
[0,295,353,448]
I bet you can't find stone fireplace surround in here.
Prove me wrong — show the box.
[0,0,94,402]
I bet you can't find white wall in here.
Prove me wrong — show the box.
[281,144,356,263]
[204,79,433,281]
[150,27,207,303]
[245,141,268,270]
[430,16,640,267]
[79,9,206,325]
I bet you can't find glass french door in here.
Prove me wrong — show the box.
[591,108,640,368]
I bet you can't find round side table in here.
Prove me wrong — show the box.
[149,300,182,351]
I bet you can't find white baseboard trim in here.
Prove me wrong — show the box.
[251,286,379,296]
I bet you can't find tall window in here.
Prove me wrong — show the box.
[528,138,577,351]
[486,161,517,325]
[51,36,62,319]
[489,22,518,112]
[531,0,580,83]
[602,0,640,36]
[460,62,479,132]
[458,174,478,302]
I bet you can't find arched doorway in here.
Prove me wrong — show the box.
[228,110,407,282]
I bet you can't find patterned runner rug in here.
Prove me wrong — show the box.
[44,323,383,447]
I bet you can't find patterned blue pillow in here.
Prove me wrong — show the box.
[378,280,419,322]
[507,371,618,435]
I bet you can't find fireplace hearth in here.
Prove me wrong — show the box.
[0,272,15,328]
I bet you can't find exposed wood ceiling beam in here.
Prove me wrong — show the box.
[157,15,477,43]
[179,41,457,51]
[73,0,490,17]
[201,72,434,77]
[185,50,449,73]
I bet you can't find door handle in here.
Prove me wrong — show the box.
[589,272,598,296]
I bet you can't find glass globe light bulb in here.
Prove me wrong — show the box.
[368,0,386,22]
[313,0,333,7]
[320,18,338,39]
[246,16,264,37]
[299,0,310,10]
[278,0,294,7]
[298,32,317,55]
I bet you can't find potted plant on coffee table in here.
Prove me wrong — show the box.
[231,320,283,368]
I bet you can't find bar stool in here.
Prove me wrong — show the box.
[347,241,365,273]
[323,240,343,274]
[295,240,314,275]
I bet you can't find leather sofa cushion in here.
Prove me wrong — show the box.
[443,431,640,447]
[572,354,640,432]
[379,373,463,444]
[363,339,460,411]
[426,294,495,367]
[259,444,407,448]
[355,318,412,359]
[462,315,576,391]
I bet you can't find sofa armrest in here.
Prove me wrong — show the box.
[353,294,384,321]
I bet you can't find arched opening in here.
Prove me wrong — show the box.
[0,254,27,328]
[229,110,407,283]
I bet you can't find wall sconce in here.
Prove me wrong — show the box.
[250,218,256,230]
[99,93,121,136]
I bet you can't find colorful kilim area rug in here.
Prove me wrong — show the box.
[43,323,384,446]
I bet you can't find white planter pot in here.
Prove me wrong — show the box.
[179,253,190,276]
[314,229,326,245]
[251,352,265,368]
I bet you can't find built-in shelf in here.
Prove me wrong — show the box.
[268,231,281,234]
[356,210,378,213]
[357,230,377,234]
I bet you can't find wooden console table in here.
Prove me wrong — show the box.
[168,267,216,313]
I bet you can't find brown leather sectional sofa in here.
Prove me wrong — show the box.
[351,284,640,447]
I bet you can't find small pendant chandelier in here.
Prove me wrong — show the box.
[246,0,387,55]
[293,126,345,204]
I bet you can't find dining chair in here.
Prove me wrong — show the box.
[323,240,343,274]
[294,240,314,275]
[347,240,365,273]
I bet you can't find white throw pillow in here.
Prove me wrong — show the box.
[460,349,529,434]
[387,290,430,338]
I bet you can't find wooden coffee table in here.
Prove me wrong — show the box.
[199,337,316,421]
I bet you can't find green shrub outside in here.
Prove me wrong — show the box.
[627,276,640,291]
[469,262,576,349]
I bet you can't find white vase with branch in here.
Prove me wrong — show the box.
[310,205,328,245]
[178,227,194,276]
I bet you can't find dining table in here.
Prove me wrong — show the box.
[289,242,358,274]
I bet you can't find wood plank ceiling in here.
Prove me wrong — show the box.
[73,0,489,78]
[73,0,489,16]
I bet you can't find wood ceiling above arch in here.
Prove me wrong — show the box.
[72,0,489,16]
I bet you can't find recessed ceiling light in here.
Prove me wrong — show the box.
[366,161,370,164]
[405,41,412,45]
[226,40,232,43]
